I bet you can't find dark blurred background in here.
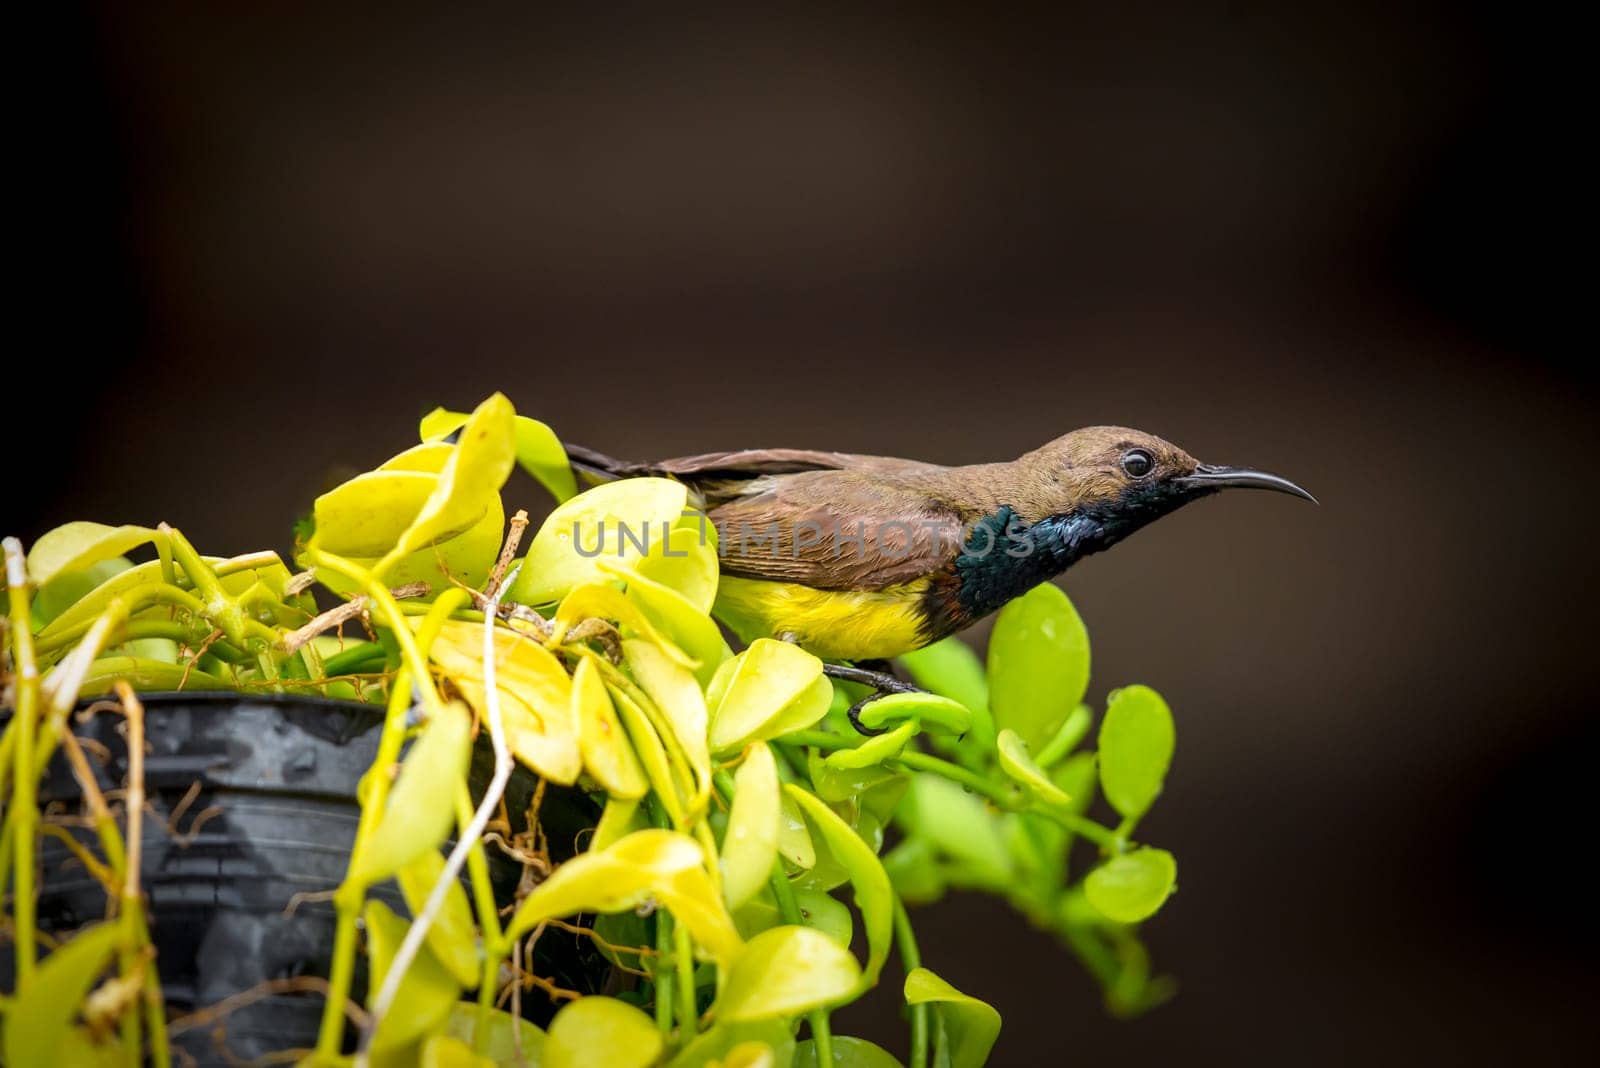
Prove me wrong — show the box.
[15,4,1595,1064]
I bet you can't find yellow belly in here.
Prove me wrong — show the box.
[713,576,930,660]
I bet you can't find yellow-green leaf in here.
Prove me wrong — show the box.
[422,407,576,504]
[616,563,731,686]
[904,967,1001,1068]
[365,899,464,1052]
[573,655,647,799]
[609,684,689,826]
[349,700,473,885]
[420,1033,496,1068]
[428,619,581,784]
[624,638,711,803]
[511,478,689,605]
[592,796,645,852]
[1097,685,1175,820]
[25,521,160,588]
[441,1003,546,1064]
[397,850,481,987]
[556,582,696,670]
[1084,847,1177,924]
[507,830,741,966]
[669,1020,795,1068]
[784,785,893,992]
[377,392,516,578]
[709,639,831,754]
[633,511,719,613]
[3,922,121,1068]
[717,925,862,1022]
[996,728,1072,807]
[720,742,780,911]
[545,996,662,1068]
[987,582,1090,752]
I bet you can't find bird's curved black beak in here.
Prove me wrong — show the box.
[1177,463,1318,504]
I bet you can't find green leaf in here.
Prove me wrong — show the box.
[365,899,464,1052]
[396,850,481,987]
[822,719,919,770]
[721,742,780,911]
[545,996,662,1068]
[507,829,742,966]
[74,655,230,696]
[709,639,831,754]
[3,922,121,1068]
[987,583,1090,752]
[349,700,473,885]
[25,521,160,588]
[441,1002,546,1064]
[897,775,1012,888]
[1033,703,1093,768]
[1084,847,1178,923]
[898,636,989,721]
[784,785,893,993]
[882,837,945,905]
[1097,684,1175,820]
[716,925,863,1022]
[996,728,1072,807]
[511,478,689,605]
[778,791,817,871]
[511,415,578,504]
[852,691,972,737]
[592,796,645,852]
[31,557,132,629]
[376,392,517,578]
[795,1036,906,1068]
[904,967,1002,1068]
[573,655,647,799]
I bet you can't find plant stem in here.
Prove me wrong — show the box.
[892,751,1014,804]
[654,909,676,1034]
[673,920,697,1040]
[314,669,417,1057]
[781,729,860,752]
[894,897,929,1068]
[360,582,518,1060]
[5,537,40,987]
[768,862,833,1064]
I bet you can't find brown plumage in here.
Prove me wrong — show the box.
[566,427,1312,658]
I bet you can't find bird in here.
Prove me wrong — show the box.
[564,426,1314,664]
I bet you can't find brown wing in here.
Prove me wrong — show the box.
[708,468,965,591]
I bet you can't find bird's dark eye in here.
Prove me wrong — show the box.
[1121,448,1154,478]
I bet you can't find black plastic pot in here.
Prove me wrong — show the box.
[2,692,605,1065]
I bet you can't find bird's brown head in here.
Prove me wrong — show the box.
[1009,425,1315,559]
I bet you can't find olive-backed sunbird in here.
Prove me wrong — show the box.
[566,427,1313,661]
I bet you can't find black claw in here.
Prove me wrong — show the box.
[822,662,922,738]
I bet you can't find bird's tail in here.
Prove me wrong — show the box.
[563,442,656,485]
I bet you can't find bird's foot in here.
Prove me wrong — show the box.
[821,660,923,737]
